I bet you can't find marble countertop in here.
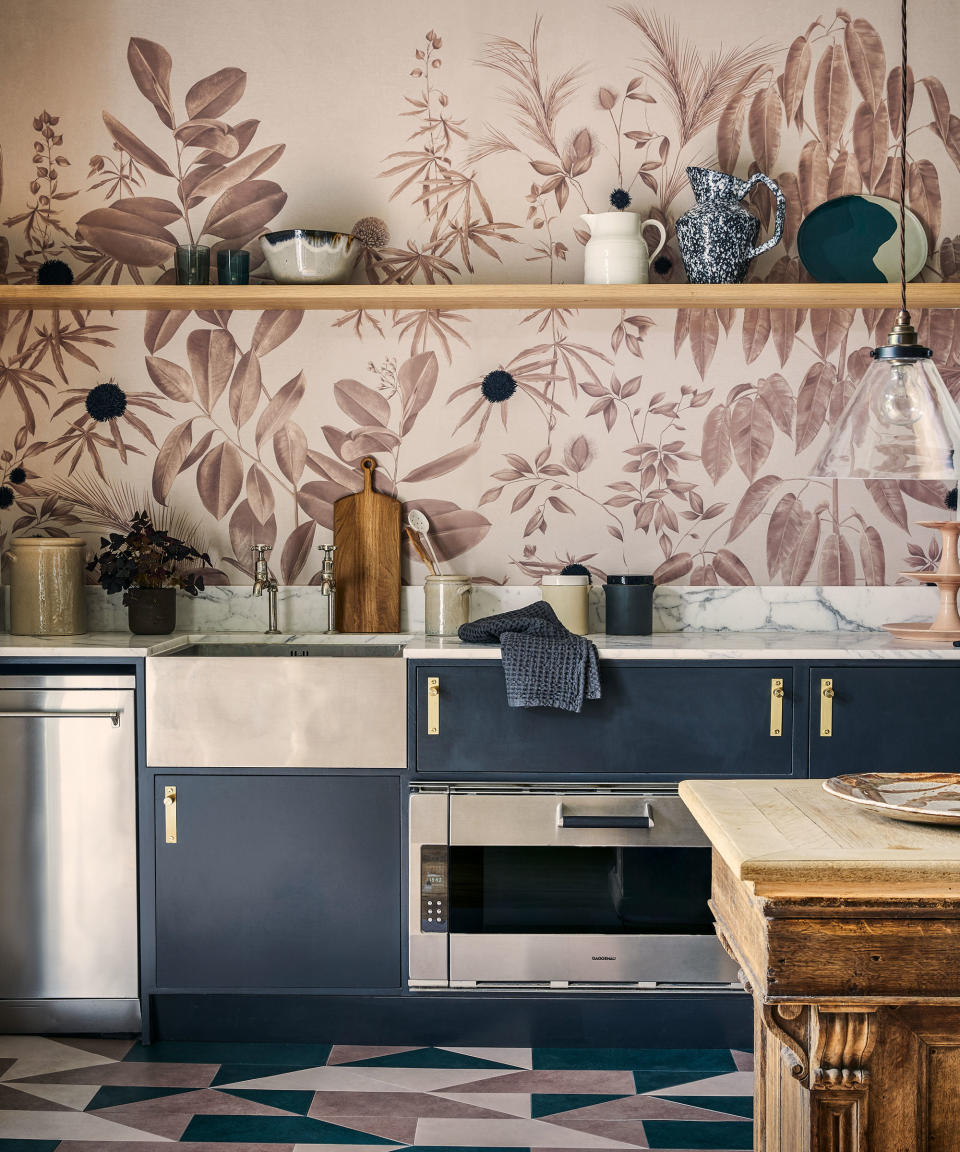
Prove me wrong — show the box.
[680,779,960,897]
[2,628,960,660]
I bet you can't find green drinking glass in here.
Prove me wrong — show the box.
[175,244,210,286]
[217,249,250,285]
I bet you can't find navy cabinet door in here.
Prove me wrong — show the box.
[154,774,401,990]
[413,663,796,778]
[809,665,960,778]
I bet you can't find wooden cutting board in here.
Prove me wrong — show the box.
[333,456,401,633]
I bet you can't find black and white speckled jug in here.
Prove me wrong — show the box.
[675,166,785,284]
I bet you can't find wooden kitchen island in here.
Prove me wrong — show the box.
[679,778,960,1152]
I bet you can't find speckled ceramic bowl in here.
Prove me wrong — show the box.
[259,229,360,284]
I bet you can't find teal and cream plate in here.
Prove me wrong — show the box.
[798,194,928,283]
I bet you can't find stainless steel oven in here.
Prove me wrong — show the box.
[408,783,739,990]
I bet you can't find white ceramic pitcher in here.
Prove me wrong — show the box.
[581,211,667,284]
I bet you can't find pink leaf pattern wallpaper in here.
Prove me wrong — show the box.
[2,0,959,587]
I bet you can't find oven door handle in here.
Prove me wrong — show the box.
[558,803,653,829]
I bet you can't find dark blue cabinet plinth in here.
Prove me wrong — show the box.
[153,773,401,991]
[412,662,798,779]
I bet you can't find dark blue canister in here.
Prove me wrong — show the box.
[604,574,654,635]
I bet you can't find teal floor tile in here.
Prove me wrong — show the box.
[644,1118,753,1149]
[181,1113,397,1143]
[123,1040,332,1065]
[85,1084,192,1110]
[534,1047,737,1071]
[342,1046,518,1069]
[661,1094,754,1119]
[0,1143,60,1152]
[211,1062,325,1086]
[634,1068,731,1093]
[532,1092,627,1117]
[220,1087,316,1115]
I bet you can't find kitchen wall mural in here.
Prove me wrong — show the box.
[2,0,960,586]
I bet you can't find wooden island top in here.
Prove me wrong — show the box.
[679,777,960,1152]
[679,778,960,898]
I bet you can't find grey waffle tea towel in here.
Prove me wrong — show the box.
[457,601,601,712]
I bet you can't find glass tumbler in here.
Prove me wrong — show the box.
[217,248,250,285]
[175,244,210,285]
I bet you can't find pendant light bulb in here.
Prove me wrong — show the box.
[875,361,923,427]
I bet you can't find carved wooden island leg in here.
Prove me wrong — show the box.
[711,854,960,1152]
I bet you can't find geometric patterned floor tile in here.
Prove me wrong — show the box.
[435,1092,533,1118]
[0,1040,116,1084]
[533,1050,737,1073]
[0,1035,755,1152]
[413,1116,644,1148]
[123,1042,332,1067]
[658,1095,753,1120]
[180,1112,398,1142]
[447,1071,639,1095]
[3,1085,99,1112]
[220,1088,316,1115]
[340,1048,521,1071]
[531,1094,629,1118]
[645,1073,754,1097]
[211,1064,324,1088]
[326,1047,421,1067]
[642,1117,752,1149]
[14,1062,219,1089]
[440,1048,534,1070]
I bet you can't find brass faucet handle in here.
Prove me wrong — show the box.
[251,544,272,557]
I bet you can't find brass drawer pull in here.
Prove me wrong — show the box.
[427,677,439,735]
[820,679,835,737]
[164,786,177,844]
[770,678,784,737]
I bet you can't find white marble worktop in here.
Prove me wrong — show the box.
[1,627,959,660]
[402,630,960,660]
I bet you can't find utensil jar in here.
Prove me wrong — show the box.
[424,574,471,636]
[4,537,88,635]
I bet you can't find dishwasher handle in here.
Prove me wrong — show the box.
[0,709,122,727]
[558,804,653,829]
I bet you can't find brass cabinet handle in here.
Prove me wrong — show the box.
[164,785,177,844]
[820,679,834,737]
[427,677,439,735]
[770,678,784,737]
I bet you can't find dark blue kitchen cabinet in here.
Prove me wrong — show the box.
[153,773,401,991]
[411,662,798,779]
[808,664,960,778]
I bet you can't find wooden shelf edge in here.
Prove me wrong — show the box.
[1,282,959,312]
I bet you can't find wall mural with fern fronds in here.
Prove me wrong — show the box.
[1,0,959,587]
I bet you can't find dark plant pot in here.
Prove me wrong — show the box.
[127,587,177,635]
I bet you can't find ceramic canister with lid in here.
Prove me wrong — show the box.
[4,537,88,635]
[424,574,471,637]
[604,574,654,635]
[540,574,589,634]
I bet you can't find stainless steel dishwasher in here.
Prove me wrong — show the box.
[0,673,139,1032]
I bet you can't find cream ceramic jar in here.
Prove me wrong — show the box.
[540,574,589,634]
[5,537,88,635]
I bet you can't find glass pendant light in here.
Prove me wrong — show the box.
[811,0,960,481]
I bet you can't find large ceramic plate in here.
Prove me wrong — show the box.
[823,772,960,825]
[798,194,928,283]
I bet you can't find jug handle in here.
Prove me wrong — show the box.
[741,172,786,259]
[641,218,667,262]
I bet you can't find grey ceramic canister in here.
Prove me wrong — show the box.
[675,166,786,284]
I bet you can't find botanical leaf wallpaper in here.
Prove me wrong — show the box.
[2,0,960,587]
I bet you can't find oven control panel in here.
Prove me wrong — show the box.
[420,845,448,931]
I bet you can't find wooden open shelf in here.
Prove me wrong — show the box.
[1,281,959,312]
